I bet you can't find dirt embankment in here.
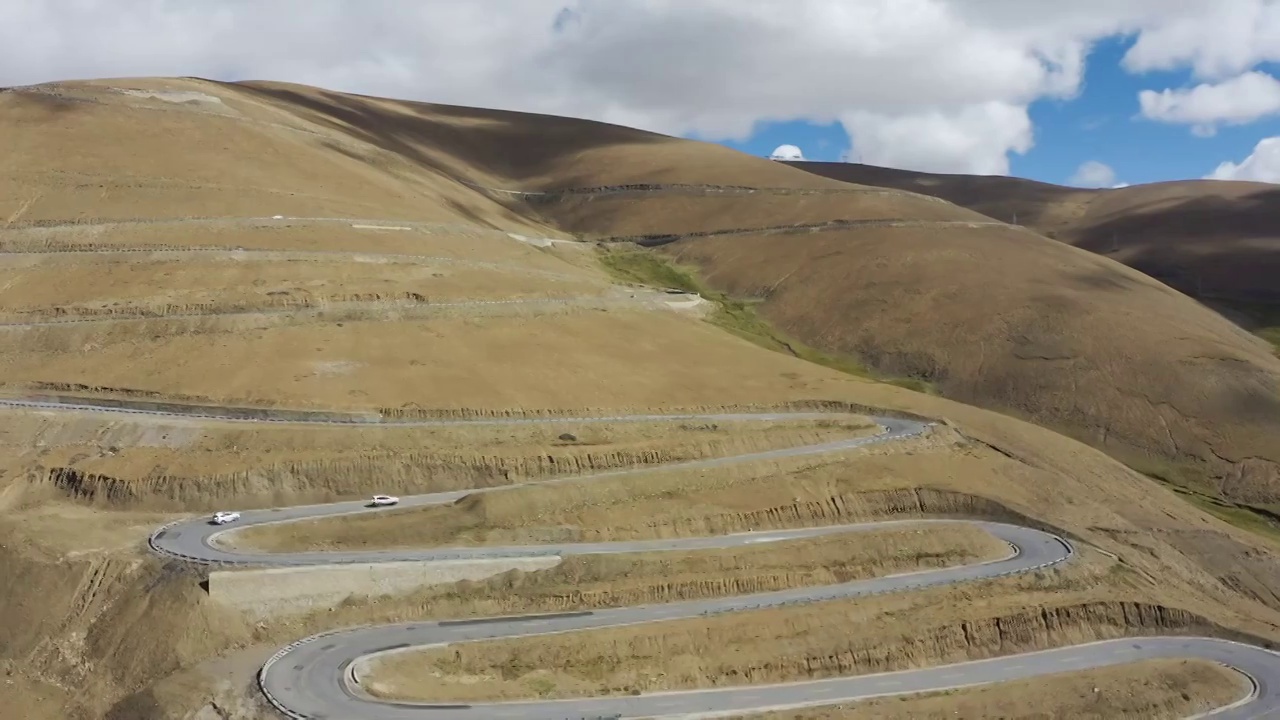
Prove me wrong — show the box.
[38,418,876,510]
[364,599,1263,702]
[211,525,1006,620]
[745,659,1247,719]
[239,461,1059,553]
[0,534,251,720]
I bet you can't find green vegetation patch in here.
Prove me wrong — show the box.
[1259,327,1280,354]
[1204,298,1280,355]
[597,247,934,394]
[597,250,702,295]
[1131,456,1280,547]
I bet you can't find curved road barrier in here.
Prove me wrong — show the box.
[126,410,1280,718]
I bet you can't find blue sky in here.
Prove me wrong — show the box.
[713,36,1280,187]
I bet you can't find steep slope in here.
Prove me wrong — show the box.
[83,77,1277,499]
[1,76,926,720]
[6,76,1280,720]
[788,162,1280,313]
[661,221,1280,500]
[430,141,1280,503]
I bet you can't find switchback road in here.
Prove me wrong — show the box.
[125,409,1280,718]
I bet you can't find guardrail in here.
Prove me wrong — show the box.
[258,626,353,720]
[696,533,1070,617]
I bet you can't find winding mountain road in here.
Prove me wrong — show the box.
[86,404,1280,718]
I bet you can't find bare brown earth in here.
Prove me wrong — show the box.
[9,392,1280,719]
[0,256,598,320]
[658,224,1280,503]
[316,526,1008,618]
[0,219,593,275]
[3,76,1280,720]
[348,428,1280,705]
[31,416,876,512]
[789,161,1280,310]
[521,185,1280,505]
[544,190,989,239]
[374,113,1280,506]
[0,309,872,410]
[741,659,1247,719]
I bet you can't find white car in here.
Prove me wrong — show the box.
[370,494,400,507]
[210,510,241,525]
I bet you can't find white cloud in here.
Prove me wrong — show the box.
[1069,160,1121,188]
[1138,71,1280,135]
[1207,136,1280,182]
[841,102,1033,175]
[1121,1,1280,80]
[3,1,1280,176]
[768,144,805,161]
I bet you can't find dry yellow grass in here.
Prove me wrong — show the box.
[742,659,1247,720]
[488,147,1280,508]
[357,529,1013,702]
[36,416,877,512]
[0,256,599,320]
[656,225,1280,503]
[0,220,588,273]
[3,75,1280,720]
[232,79,849,192]
[0,308,873,410]
[343,525,1007,620]
[5,416,1280,720]
[545,189,989,238]
[3,79,555,235]
[359,545,1256,706]
[791,161,1280,310]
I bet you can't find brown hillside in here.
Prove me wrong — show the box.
[788,161,1280,309]
[492,160,1280,504]
[662,224,1280,500]
[10,77,1275,497]
[7,76,1280,719]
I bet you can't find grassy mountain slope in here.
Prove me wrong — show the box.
[5,76,1280,719]
[788,161,1280,321]
[492,153,1280,504]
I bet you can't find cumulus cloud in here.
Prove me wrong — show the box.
[4,1,1280,175]
[768,145,805,161]
[1138,71,1280,135]
[1121,0,1280,80]
[841,102,1033,175]
[1207,136,1280,182]
[1068,160,1122,188]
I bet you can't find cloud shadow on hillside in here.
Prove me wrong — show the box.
[226,81,669,193]
[1074,190,1280,305]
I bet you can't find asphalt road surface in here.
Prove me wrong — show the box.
[122,407,1280,718]
[149,415,924,565]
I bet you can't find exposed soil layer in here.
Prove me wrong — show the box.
[742,658,1248,720]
